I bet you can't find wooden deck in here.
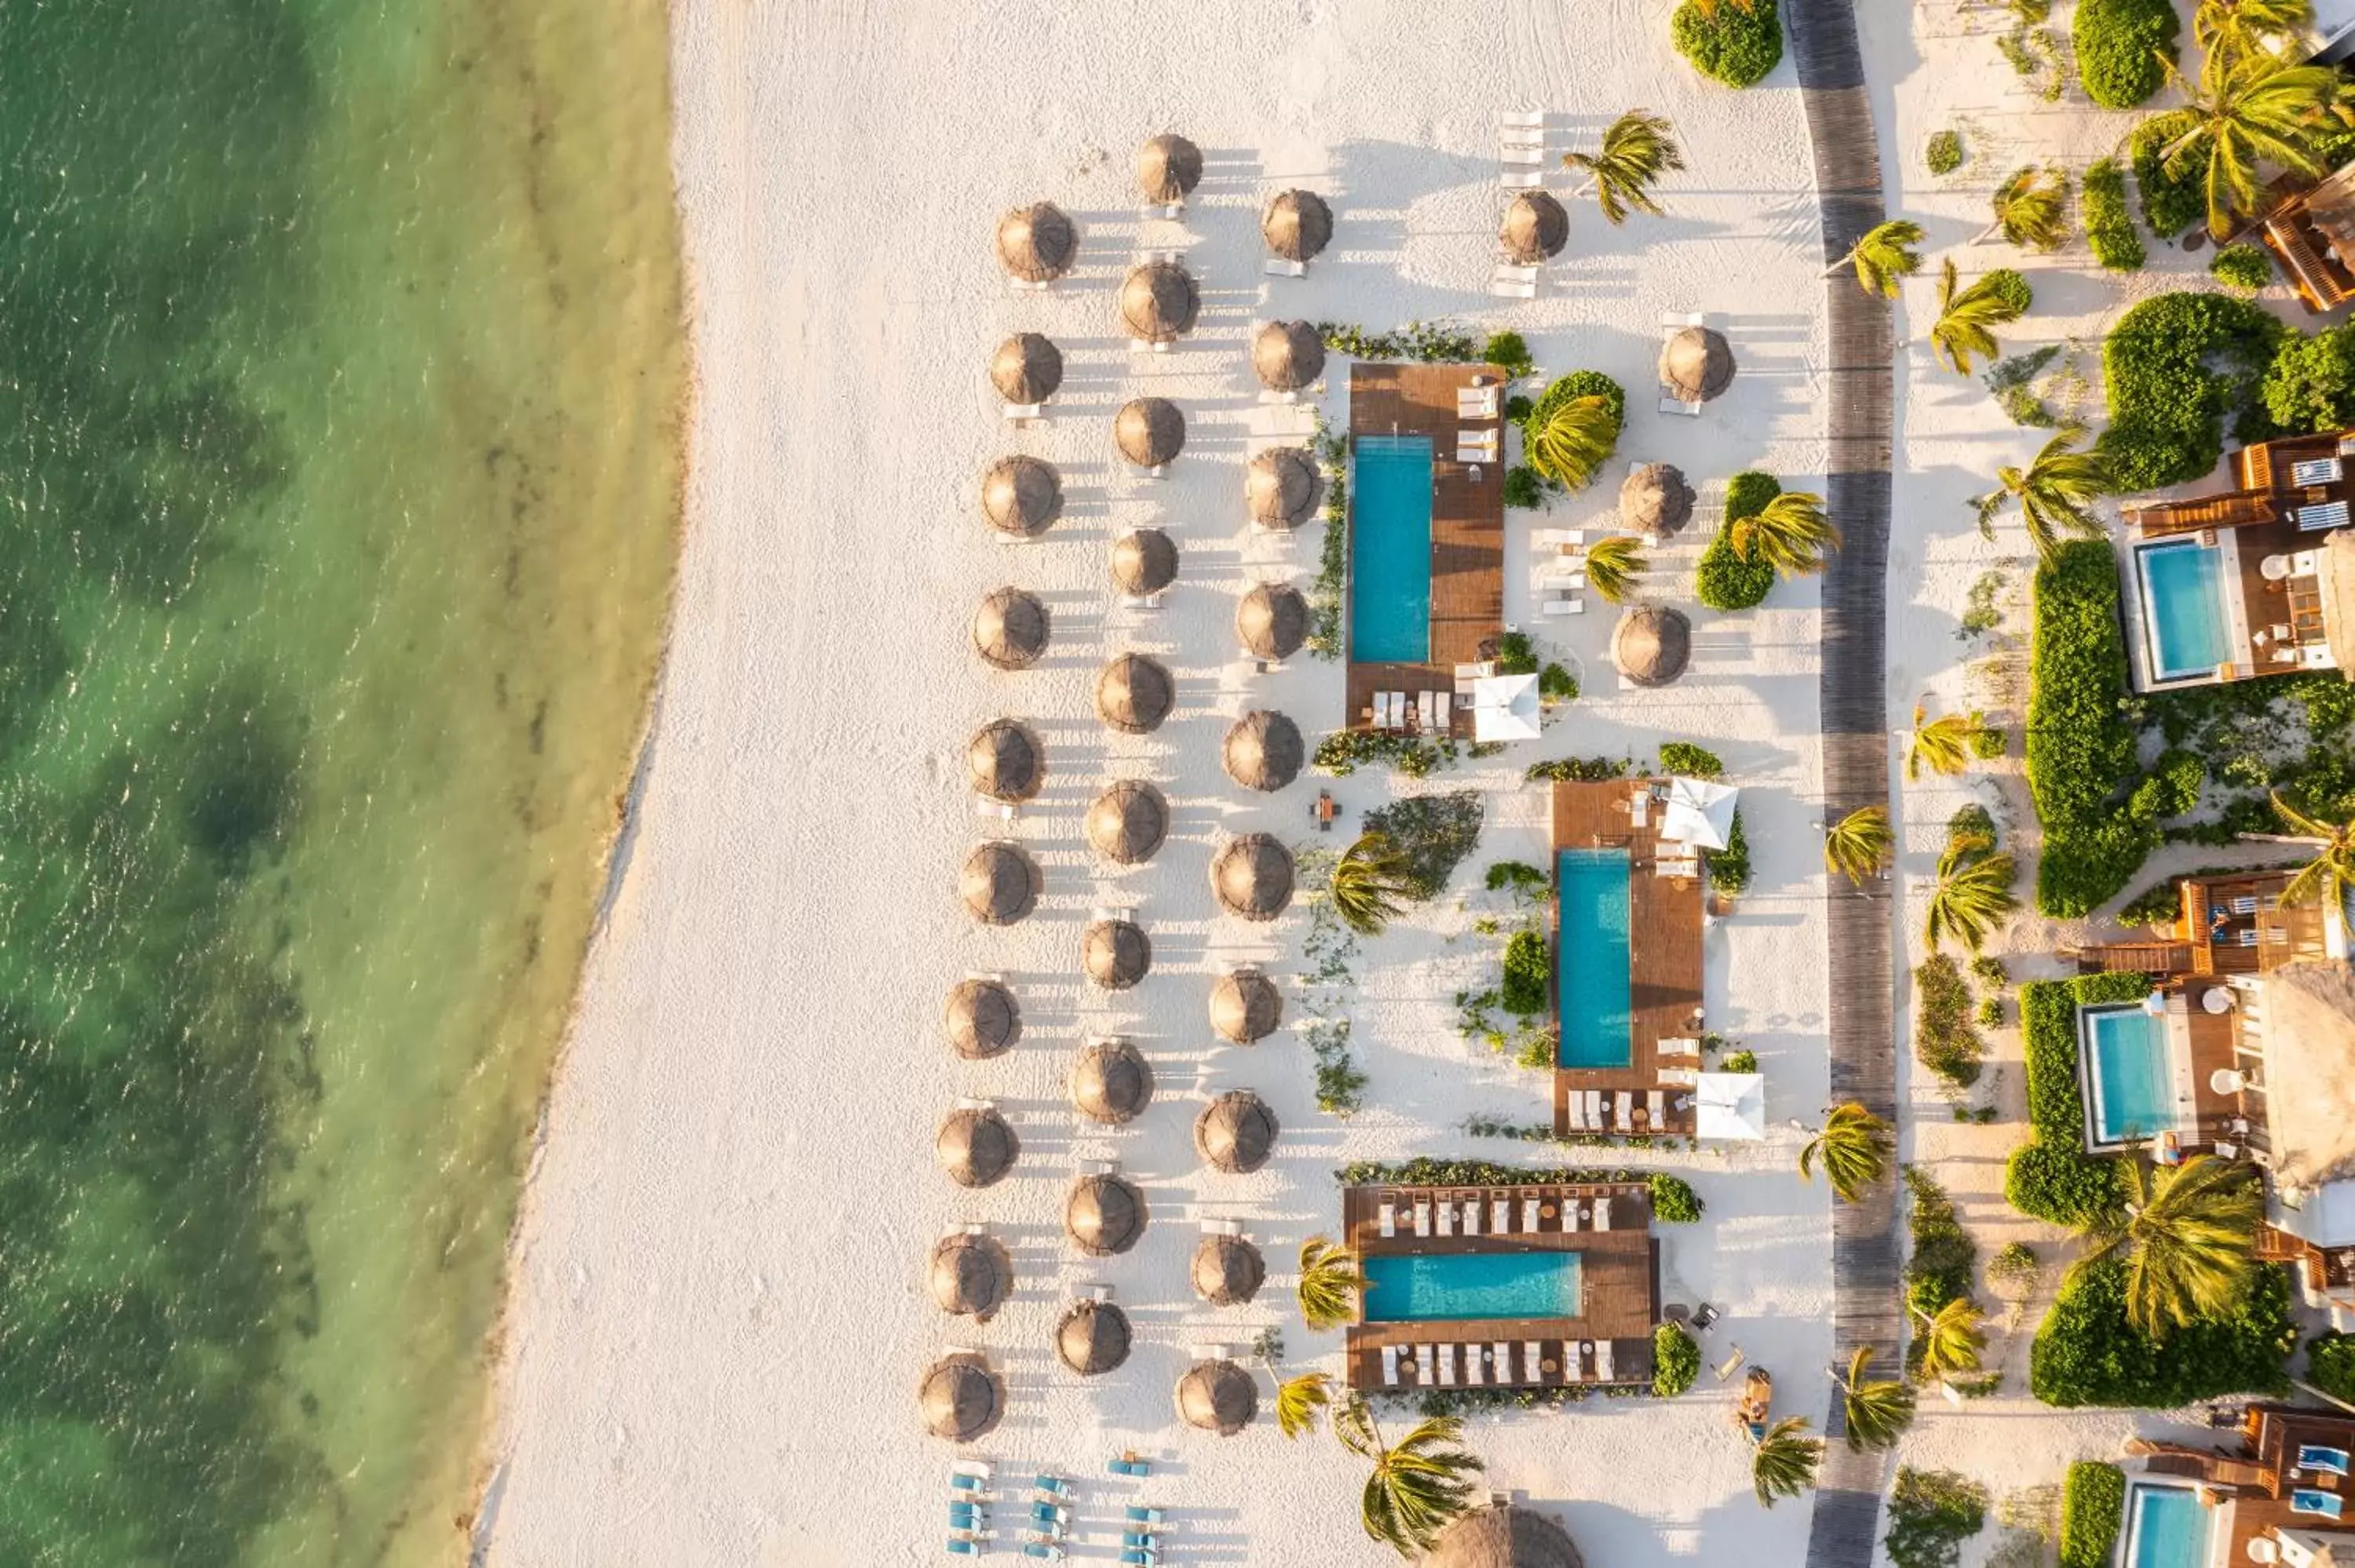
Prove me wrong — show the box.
[1550,779,1706,1138]
[1345,363,1506,738]
[1338,1183,1659,1395]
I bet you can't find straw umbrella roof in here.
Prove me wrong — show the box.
[1065,1172,1147,1256]
[1070,1037,1155,1124]
[1086,780,1170,866]
[990,332,1064,405]
[1136,133,1203,203]
[1222,710,1304,793]
[980,454,1064,538]
[1620,462,1696,538]
[1110,529,1180,596]
[1056,1299,1134,1377]
[1660,324,1736,403]
[2255,962,2355,1190]
[1119,261,1200,344]
[1114,396,1188,468]
[936,1104,1018,1188]
[944,977,1020,1059]
[1611,605,1692,687]
[1252,320,1327,392]
[1418,1504,1586,1568]
[919,1351,1006,1443]
[1211,833,1294,921]
[1245,447,1324,528]
[1209,968,1283,1045]
[1500,191,1569,264]
[1236,582,1309,660]
[929,1229,1015,1320]
[966,719,1042,804]
[1096,653,1174,734]
[1263,188,1334,262]
[1082,917,1153,991]
[1175,1358,1258,1435]
[973,586,1050,669]
[1195,1089,1279,1173]
[1191,1232,1267,1306]
[960,841,1041,925]
[995,202,1076,283]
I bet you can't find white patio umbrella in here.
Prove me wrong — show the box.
[1659,775,1740,851]
[1695,1071,1766,1141]
[1470,672,1542,743]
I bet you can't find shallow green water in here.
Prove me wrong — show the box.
[0,2,682,1564]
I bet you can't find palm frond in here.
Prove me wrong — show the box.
[1924,833,2019,953]
[1800,1103,1891,1202]
[1752,1417,1824,1507]
[1298,1235,1370,1331]
[1582,534,1647,604]
[1276,1371,1334,1439]
[1524,393,1618,490]
[1332,831,1415,935]
[1565,109,1685,224]
[1824,804,1893,888]
[1729,490,1840,575]
[1834,1346,1918,1451]
[1842,218,1926,297]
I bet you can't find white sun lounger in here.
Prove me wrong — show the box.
[1594,1198,1614,1232]
[1614,1092,1634,1131]
[1535,528,1586,550]
[1461,1200,1480,1236]
[1415,1201,1432,1237]
[1501,145,1546,165]
[1576,1342,1596,1382]
[1584,1090,1604,1125]
[1382,1345,1401,1386]
[1492,1197,1512,1233]
[1265,257,1308,278]
[1490,275,1539,299]
[1495,1342,1513,1382]
[1465,1347,1484,1385]
[1120,593,1163,611]
[1435,1202,1454,1238]
[1542,593,1584,617]
[1458,388,1501,418]
[1525,1340,1544,1381]
[1659,393,1702,417]
[1379,1202,1397,1238]
[1597,1340,1616,1382]
[1437,1345,1457,1386]
[1418,1344,1436,1384]
[1522,1197,1541,1233]
[1002,402,1045,422]
[1500,109,1547,129]
[1648,1089,1667,1127]
[1659,1065,1700,1087]
[1562,1201,1581,1233]
[955,1459,996,1480]
[976,797,1015,822]
[1565,1092,1586,1131]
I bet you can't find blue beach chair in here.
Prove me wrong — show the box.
[950,1503,984,1525]
[1123,1530,1159,1549]
[946,1537,984,1557]
[1108,1454,1151,1478]
[1029,1501,1068,1524]
[951,1473,986,1494]
[1125,1505,1164,1526]
[1020,1544,1064,1563]
[1035,1474,1074,1498]
[1120,1551,1159,1567]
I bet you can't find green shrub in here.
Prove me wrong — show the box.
[1653,1322,1700,1397]
[1521,371,1627,487]
[2028,543,2152,914]
[2060,1463,2126,1568]
[2005,977,2141,1223]
[1539,662,1578,702]
[1485,860,1549,895]
[2118,877,2184,926]
[1886,1467,1989,1568]
[2127,116,2207,239]
[1364,791,1485,899]
[2211,242,2273,294]
[1915,954,1984,1088]
[1696,471,1781,611]
[1708,810,1751,897]
[2127,748,2203,820]
[2031,1260,2294,1406]
[1524,756,1629,783]
[1482,330,1535,379]
[2081,157,2145,272]
[1976,996,2003,1027]
[1502,465,1543,509]
[2309,1329,2355,1406]
[1494,629,1538,675]
[1500,928,1551,1015]
[1648,1172,1704,1222]
[1971,954,2008,987]
[2263,325,2355,436]
[1671,0,1783,86]
[1723,1048,1758,1073]
[1904,1168,1979,1315]
[1949,803,1995,845]
[1658,741,1725,779]
[1982,268,2034,315]
[1971,725,2007,759]
[1926,129,1964,176]
[1505,394,1534,422]
[2096,291,2282,493]
[2074,0,2178,107]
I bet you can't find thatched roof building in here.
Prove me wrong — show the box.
[1252,320,1326,392]
[960,841,1041,925]
[1245,447,1323,528]
[1096,653,1174,734]
[1659,325,1736,403]
[1500,191,1568,264]
[929,1229,1014,1320]
[1209,968,1283,1044]
[989,332,1063,404]
[1135,133,1203,204]
[1114,396,1187,469]
[1195,1089,1279,1173]
[1620,463,1696,538]
[1111,529,1179,596]
[1065,1172,1147,1256]
[1236,582,1310,661]
[1262,189,1333,263]
[966,719,1042,803]
[1119,261,1200,345]
[1418,1504,1586,1568]
[1611,605,1692,687]
[980,454,1064,538]
[943,976,1020,1059]
[1175,1358,1258,1435]
[919,1351,1006,1442]
[1082,917,1153,991]
[1057,1299,1134,1376]
[1191,1232,1267,1306]
[936,1104,1018,1188]
[972,586,1049,669]
[1071,1037,1154,1125]
[995,202,1076,283]
[1222,710,1303,793]
[1210,833,1294,921]
[1085,780,1169,866]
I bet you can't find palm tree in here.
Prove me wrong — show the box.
[2073,1153,2263,1337]
[2258,790,2355,909]
[1331,832,1415,936]
[2195,0,2313,63]
[1751,1417,1824,1507]
[1924,832,2019,953]
[1297,1235,1369,1331]
[1911,1296,1987,1390]
[1729,490,1840,575]
[1799,1102,1892,1202]
[1524,393,1617,489]
[1582,534,1647,604]
[1906,702,1982,781]
[1830,1346,1917,1451]
[1276,1370,1335,1439]
[1982,164,2072,250]
[1826,218,1926,297]
[1563,110,1685,224]
[2148,51,2344,239]
[1334,1397,1484,1555]
[1824,804,1893,888]
[1686,0,1759,15]
[1929,257,2029,374]
[1972,429,2112,560]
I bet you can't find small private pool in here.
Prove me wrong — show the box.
[1556,848,1634,1069]
[2134,538,2235,684]
[2080,1003,2189,1151]
[1349,434,1434,665]
[1360,1250,1583,1323]
[2122,1481,2214,1568]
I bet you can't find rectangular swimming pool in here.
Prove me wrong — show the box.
[2137,538,2233,683]
[2123,1482,2212,1568]
[1361,1250,1583,1323]
[2082,1003,2179,1148]
[1349,435,1434,665]
[1556,848,1634,1069]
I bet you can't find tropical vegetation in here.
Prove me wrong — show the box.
[1331,832,1415,935]
[2026,543,2149,915]
[2031,1256,2293,1406]
[2071,1153,2262,1338]
[1972,428,2111,561]
[2074,0,2180,107]
[1988,165,2072,250]
[1831,1346,1916,1451]
[1824,804,1891,887]
[1653,1322,1700,1397]
[1829,218,1926,297]
[1906,703,1982,780]
[1297,1235,1369,1331]
[2194,0,2313,61]
[1564,109,1685,224]
[2060,1463,2127,1568]
[2210,241,2273,292]
[1334,1398,1485,1555]
[1800,1102,1891,1202]
[1751,1417,1824,1507]
[1929,259,2030,374]
[1911,1297,1987,1390]
[1924,831,2019,954]
[2268,790,2355,908]
[1276,1369,1334,1439]
[1519,371,1625,490]
[2081,155,2145,272]
[1696,471,1782,610]
[1499,928,1551,1016]
[1727,489,1838,575]
[1582,534,1646,604]
[2006,975,2137,1225]
[2141,50,2343,239]
[1913,952,1984,1088]
[1671,0,1784,87]
[1885,1468,1989,1568]
[2263,323,2355,434]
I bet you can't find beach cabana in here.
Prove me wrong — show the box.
[1111,529,1180,596]
[1191,1232,1267,1306]
[929,1229,1015,1320]
[1119,261,1200,345]
[1236,582,1309,661]
[989,332,1064,407]
[1470,673,1543,743]
[1195,1089,1279,1173]
[1262,189,1334,265]
[1621,462,1696,538]
[972,585,1050,670]
[1136,133,1203,206]
[1612,605,1691,687]
[1083,917,1153,991]
[1211,833,1294,921]
[1418,1503,1586,1568]
[936,1104,1019,1188]
[1696,1071,1767,1143]
[943,976,1020,1059]
[995,202,1076,285]
[1096,653,1174,735]
[1500,191,1569,264]
[1244,447,1324,528]
[1660,775,1740,851]
[1209,968,1283,1045]
[1071,1037,1154,1125]
[2255,963,2355,1198]
[919,1351,1006,1443]
[1066,1172,1147,1256]
[1222,709,1305,793]
[980,454,1064,538]
[1252,320,1327,393]
[1114,396,1188,470]
[1176,1358,1258,1435]
[1057,1299,1134,1377]
[1660,324,1736,404]
[1085,780,1169,866]
[960,841,1041,925]
[966,719,1042,804]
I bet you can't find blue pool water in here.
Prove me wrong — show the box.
[2125,1483,2212,1568]
[1556,848,1634,1068]
[2083,1004,2176,1147]
[1349,435,1435,664]
[2138,539,2233,682]
[1361,1251,1583,1322]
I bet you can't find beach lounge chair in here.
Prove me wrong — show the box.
[1659,1066,1699,1087]
[1414,1200,1432,1237]
[1379,1201,1397,1238]
[1542,593,1584,617]
[1500,144,1546,165]
[1120,1552,1160,1567]
[1265,256,1309,278]
[951,1502,985,1525]
[1031,1502,1068,1525]
[2233,895,2260,915]
[948,1539,985,1558]
[1564,1091,1588,1131]
[1459,389,1501,420]
[1035,1475,1073,1499]
[1123,1532,1160,1550]
[1461,1199,1481,1235]
[975,797,1016,822]
[1119,592,1164,611]
[1108,1453,1152,1479]
[1491,272,1539,300]
[1500,108,1547,128]
[951,1474,987,1495]
[1583,1090,1603,1126]
[1502,167,1544,188]
[1526,1340,1544,1381]
[2295,1490,2346,1519]
[1597,1340,1616,1382]
[1382,1344,1401,1386]
[1492,1197,1511,1232]
[1522,1196,1541,1233]
[1126,1507,1166,1526]
[1437,1344,1458,1385]
[1418,1344,1436,1384]
[1466,1346,1484,1385]
[1562,1200,1582,1233]
[1003,401,1045,423]
[1435,1202,1454,1238]
[1022,1545,1064,1563]
[1575,1341,1596,1383]
[1594,1197,1614,1232]
[1647,1090,1667,1127]
[1614,1092,1634,1132]
[1493,1341,1513,1382]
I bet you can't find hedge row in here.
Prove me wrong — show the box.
[2005,975,2140,1223]
[2074,0,2177,108]
[2081,157,2144,272]
[2031,1258,2294,1406]
[2096,291,2282,494]
[2026,544,2149,916]
[1671,0,1783,87]
[1696,471,1780,611]
[2059,1463,2125,1568]
[1334,1159,1703,1221]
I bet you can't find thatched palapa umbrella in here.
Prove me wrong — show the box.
[1066,1172,1147,1256]
[1210,833,1294,921]
[1070,1037,1154,1125]
[1500,190,1569,264]
[1245,447,1323,528]
[919,1351,1006,1443]
[1096,653,1174,735]
[980,454,1064,538]
[1418,1504,1586,1568]
[1176,1358,1258,1435]
[1222,710,1303,793]
[1209,968,1283,1045]
[973,586,1050,669]
[1191,1232,1267,1306]
[1262,189,1334,264]
[1195,1089,1279,1173]
[1083,917,1153,991]
[1114,396,1187,469]
[1660,324,1736,403]
[961,841,1041,925]
[1111,529,1180,596]
[966,719,1042,804]
[929,1229,1015,1320]
[1621,463,1696,538]
[1252,320,1327,392]
[1612,605,1692,687]
[1086,780,1170,866]
[995,202,1076,284]
[1136,133,1204,205]
[1057,1299,1134,1376]
[944,976,1020,1059]
[990,332,1064,406]
[1236,582,1309,661]
[936,1103,1019,1187]
[1119,261,1200,345]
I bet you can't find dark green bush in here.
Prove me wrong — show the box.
[2074,0,2177,107]
[1495,629,1538,675]
[1722,1048,1758,1073]
[2309,1329,2355,1406]
[1524,756,1630,783]
[1648,1172,1703,1222]
[1904,1167,1978,1315]
[2028,543,2152,915]
[1982,268,2034,315]
[1948,803,1995,845]
[2127,748,2203,820]
[1505,394,1534,422]
[1915,954,1984,1088]
[1971,725,2007,759]
[1333,1160,1703,1223]
[1886,1467,1988,1568]
[1365,791,1485,899]
[2118,877,2185,926]
[2031,1260,2294,1406]
[1671,0,1783,86]
[2127,117,2207,239]
[1653,1322,1700,1397]
[2211,242,2273,294]
[1708,810,1751,896]
[2060,1463,2126,1568]
[1970,954,2008,987]
[2096,291,2283,493]
[1658,741,1725,779]
[1696,472,1781,611]
[1926,129,1964,176]
[1521,372,1627,476]
[1485,859,1549,895]
[2263,325,2355,436]
[1500,928,1551,1015]
[2082,157,2145,272]
[1539,662,1578,702]
[1502,465,1543,509]
[1482,330,1535,379]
